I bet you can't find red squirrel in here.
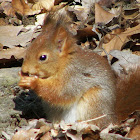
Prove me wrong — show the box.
[18,12,140,128]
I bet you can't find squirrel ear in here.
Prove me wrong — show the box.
[54,27,70,54]
[57,38,67,53]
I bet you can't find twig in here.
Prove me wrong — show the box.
[80,114,107,123]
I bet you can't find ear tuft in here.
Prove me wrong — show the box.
[43,8,75,54]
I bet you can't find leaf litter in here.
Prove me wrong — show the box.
[0,0,140,139]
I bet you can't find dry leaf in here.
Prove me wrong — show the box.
[133,51,140,56]
[0,26,40,47]
[12,119,52,140]
[12,117,140,140]
[32,0,54,11]
[103,28,125,44]
[68,5,89,22]
[95,3,115,24]
[2,0,41,16]
[12,129,40,140]
[98,0,116,7]
[101,24,140,56]
[123,8,139,20]
[77,24,98,40]
[1,1,15,16]
[109,6,122,17]
[38,131,52,140]
[128,125,140,139]
[35,13,46,26]
[110,50,140,75]
[0,18,8,26]
[0,47,26,60]
[11,0,31,15]
[1,131,11,140]
[81,0,99,8]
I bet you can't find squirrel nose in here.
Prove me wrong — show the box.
[21,64,38,77]
[21,64,28,75]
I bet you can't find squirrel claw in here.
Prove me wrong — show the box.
[18,75,37,89]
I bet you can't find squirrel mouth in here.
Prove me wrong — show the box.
[20,71,47,79]
[29,74,39,78]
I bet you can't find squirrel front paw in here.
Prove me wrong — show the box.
[18,72,38,89]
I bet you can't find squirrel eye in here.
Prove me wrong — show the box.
[39,55,47,61]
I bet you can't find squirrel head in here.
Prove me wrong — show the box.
[21,13,77,79]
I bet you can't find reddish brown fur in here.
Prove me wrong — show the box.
[19,12,140,128]
[115,66,140,122]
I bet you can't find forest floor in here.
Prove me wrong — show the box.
[0,0,140,139]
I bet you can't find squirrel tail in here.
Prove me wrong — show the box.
[115,65,140,122]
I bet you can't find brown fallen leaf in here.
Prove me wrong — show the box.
[0,18,8,26]
[54,0,64,5]
[1,1,15,16]
[67,5,89,22]
[98,0,116,7]
[103,28,125,44]
[101,24,140,56]
[2,0,41,16]
[12,129,40,140]
[0,26,40,47]
[110,50,140,75]
[0,47,26,60]
[12,119,54,140]
[123,8,139,20]
[32,0,55,11]
[11,0,31,16]
[76,24,98,41]
[95,3,115,24]
[133,51,140,56]
[38,131,52,140]
[128,125,140,139]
